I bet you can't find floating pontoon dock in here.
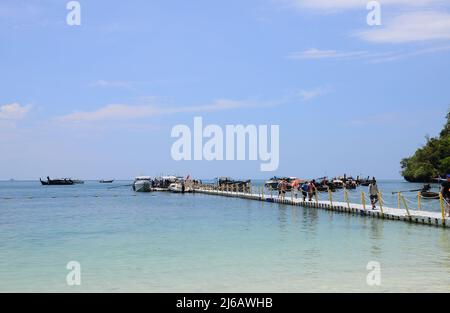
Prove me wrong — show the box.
[194,186,449,229]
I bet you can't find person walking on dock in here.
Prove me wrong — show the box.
[280,180,288,199]
[291,179,301,199]
[441,174,450,217]
[277,181,282,198]
[301,182,309,202]
[368,178,379,210]
[308,180,317,202]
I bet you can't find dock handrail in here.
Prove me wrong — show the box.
[193,183,445,220]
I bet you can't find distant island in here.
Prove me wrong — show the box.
[401,109,450,182]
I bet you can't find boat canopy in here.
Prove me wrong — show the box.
[135,176,152,180]
[161,176,177,180]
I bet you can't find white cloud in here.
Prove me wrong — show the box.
[90,80,166,89]
[58,90,335,124]
[287,48,368,60]
[288,48,401,62]
[0,103,31,120]
[297,87,333,101]
[59,104,161,122]
[357,11,450,43]
[288,45,450,63]
[57,99,257,123]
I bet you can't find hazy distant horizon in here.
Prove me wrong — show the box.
[1,177,409,182]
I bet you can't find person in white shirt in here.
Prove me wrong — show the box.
[368,178,379,210]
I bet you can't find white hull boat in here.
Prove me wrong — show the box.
[133,176,152,192]
[168,182,192,193]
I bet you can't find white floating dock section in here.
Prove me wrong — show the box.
[194,188,449,229]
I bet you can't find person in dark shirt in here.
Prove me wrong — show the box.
[301,182,309,202]
[441,174,450,217]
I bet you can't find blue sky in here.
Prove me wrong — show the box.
[1,0,449,180]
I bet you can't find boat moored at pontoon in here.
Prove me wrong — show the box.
[133,176,152,192]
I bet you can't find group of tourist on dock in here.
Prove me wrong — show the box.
[276,179,318,202]
[276,177,381,210]
[274,174,450,215]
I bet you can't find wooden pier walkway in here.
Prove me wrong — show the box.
[194,187,449,229]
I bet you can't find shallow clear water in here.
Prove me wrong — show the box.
[0,180,449,292]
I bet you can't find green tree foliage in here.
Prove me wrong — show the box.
[401,109,450,182]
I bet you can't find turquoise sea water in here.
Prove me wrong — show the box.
[0,180,449,292]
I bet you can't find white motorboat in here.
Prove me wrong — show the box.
[168,182,193,193]
[133,176,152,192]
